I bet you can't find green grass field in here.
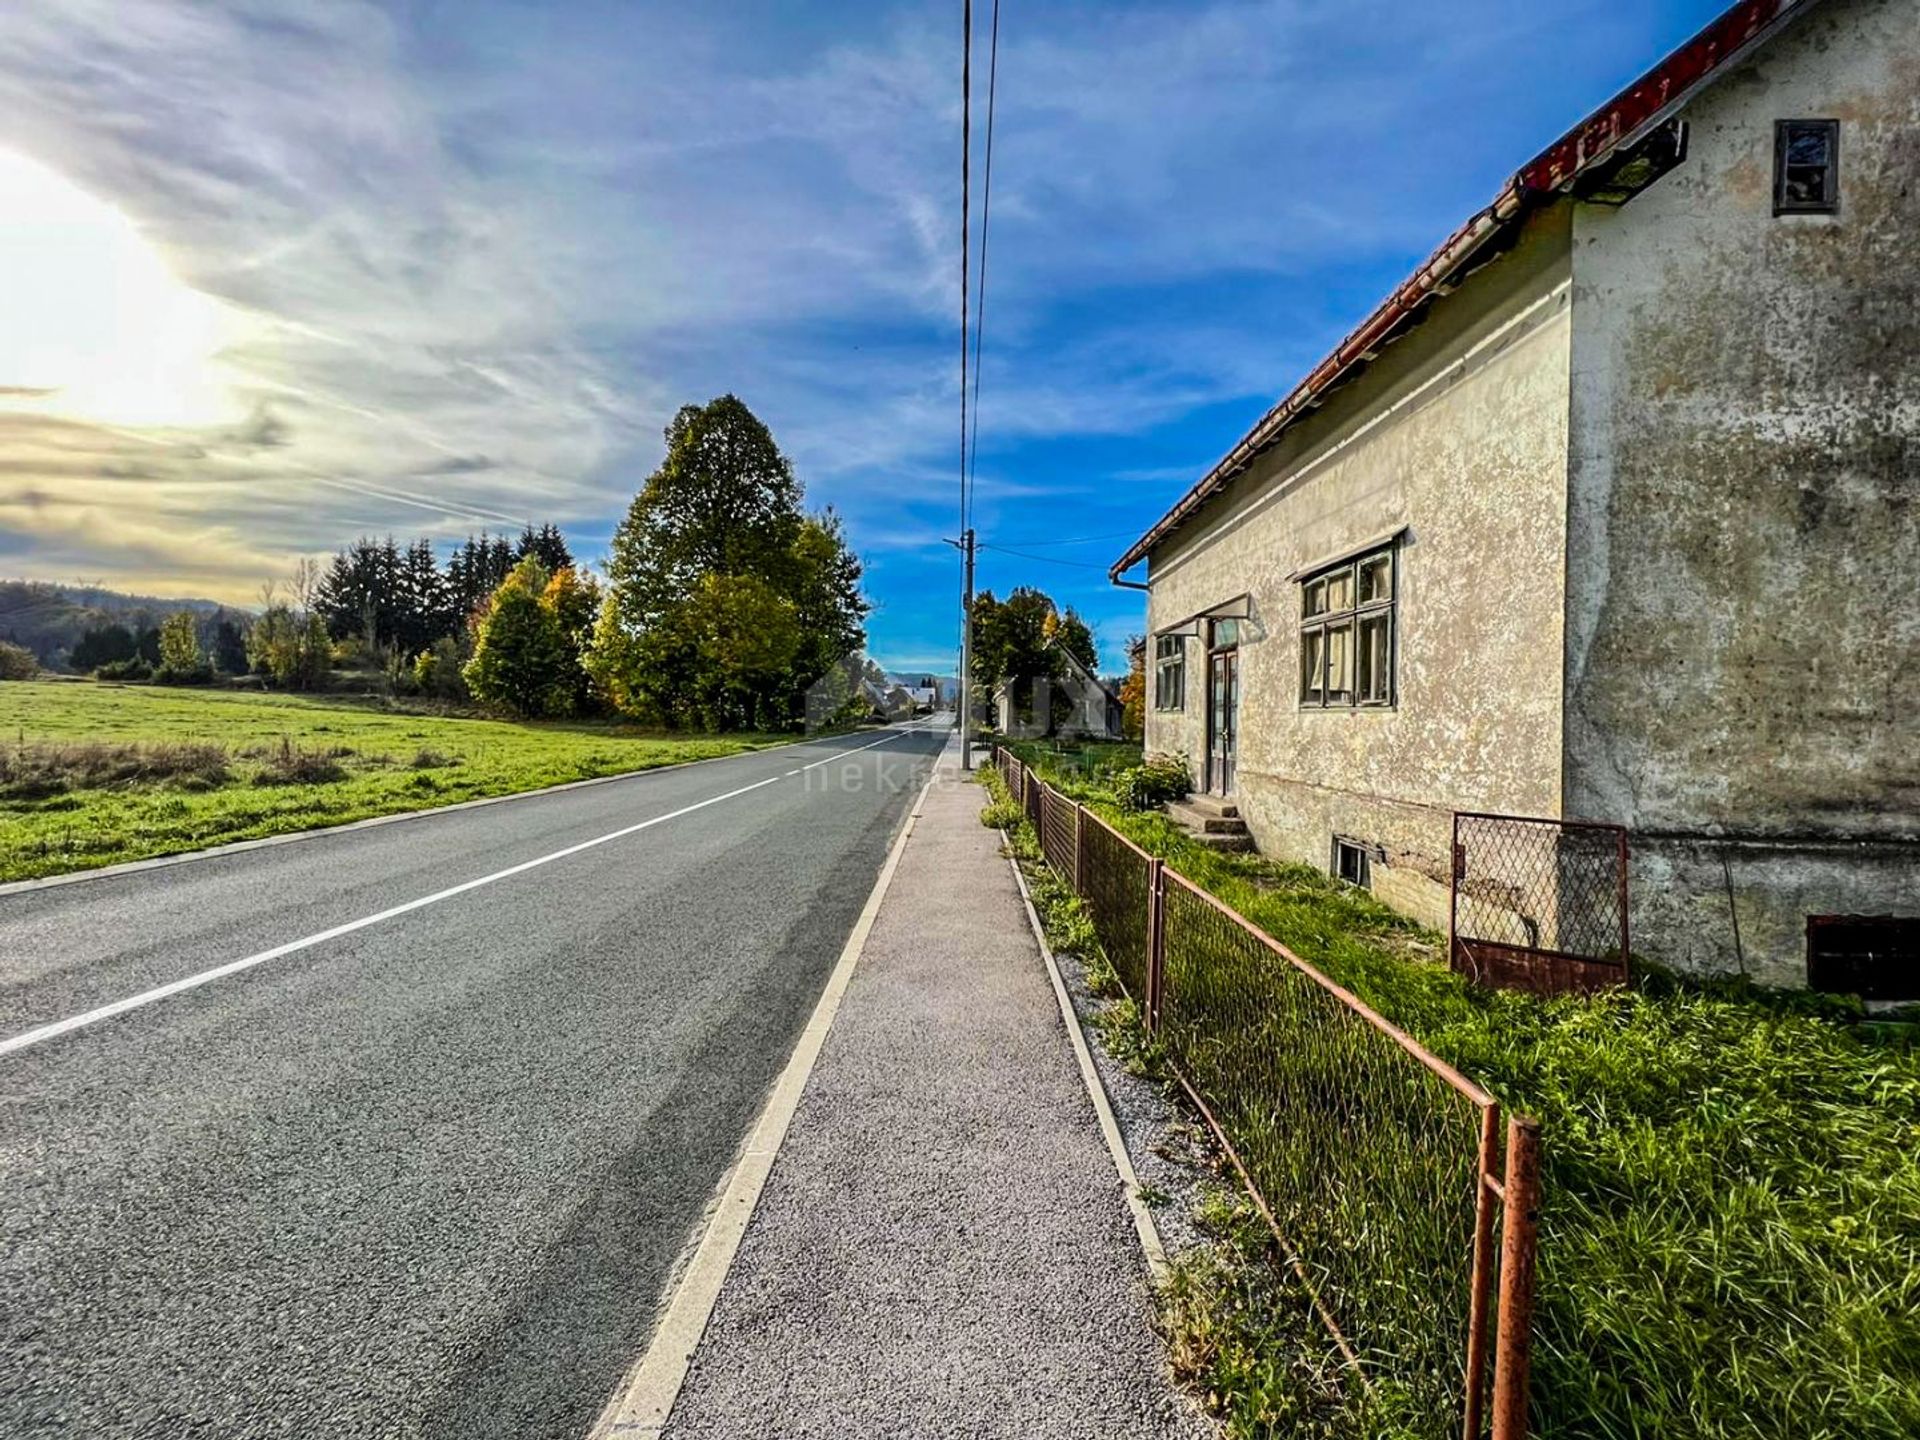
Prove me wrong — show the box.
[0,681,796,882]
[1000,739,1920,1440]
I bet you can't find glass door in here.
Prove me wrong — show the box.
[1207,647,1238,795]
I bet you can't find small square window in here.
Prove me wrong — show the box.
[1808,915,1918,1000]
[1775,119,1838,214]
[1333,836,1371,889]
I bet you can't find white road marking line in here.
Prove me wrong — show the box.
[0,729,926,1060]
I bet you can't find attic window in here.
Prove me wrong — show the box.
[1774,120,1838,214]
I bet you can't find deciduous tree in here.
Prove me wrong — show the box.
[463,558,566,717]
[591,395,868,730]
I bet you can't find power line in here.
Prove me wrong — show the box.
[964,0,1000,535]
[977,543,1108,569]
[984,526,1141,548]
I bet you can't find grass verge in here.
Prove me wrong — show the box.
[1000,740,1920,1440]
[0,681,797,882]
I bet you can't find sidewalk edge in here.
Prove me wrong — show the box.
[1001,831,1170,1281]
[587,754,944,1440]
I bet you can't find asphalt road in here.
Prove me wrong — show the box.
[0,722,946,1439]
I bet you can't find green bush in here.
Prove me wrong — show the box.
[153,661,214,686]
[0,640,37,680]
[1117,752,1192,810]
[94,658,152,682]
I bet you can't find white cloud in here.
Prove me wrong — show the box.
[0,0,1649,640]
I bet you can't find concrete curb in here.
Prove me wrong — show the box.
[0,725,915,899]
[1001,829,1170,1281]
[586,752,946,1440]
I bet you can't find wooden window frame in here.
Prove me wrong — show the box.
[1774,119,1839,215]
[1299,542,1396,710]
[1153,634,1186,712]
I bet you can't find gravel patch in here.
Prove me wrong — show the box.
[1048,947,1218,1265]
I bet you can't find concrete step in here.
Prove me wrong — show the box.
[1179,794,1240,820]
[1188,829,1257,853]
[1165,799,1248,834]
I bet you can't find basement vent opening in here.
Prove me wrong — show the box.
[1333,836,1372,890]
[1807,915,1919,1001]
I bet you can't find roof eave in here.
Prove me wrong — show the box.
[1107,0,1815,585]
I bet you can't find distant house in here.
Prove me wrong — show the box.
[992,645,1123,741]
[1111,0,1919,991]
[857,678,892,720]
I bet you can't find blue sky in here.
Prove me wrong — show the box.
[0,0,1733,672]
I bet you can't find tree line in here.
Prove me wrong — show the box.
[41,397,873,734]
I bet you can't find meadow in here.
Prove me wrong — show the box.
[1003,739,1920,1440]
[0,680,793,883]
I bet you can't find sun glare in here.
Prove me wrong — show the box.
[0,148,247,427]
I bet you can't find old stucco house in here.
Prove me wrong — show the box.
[1113,0,1917,993]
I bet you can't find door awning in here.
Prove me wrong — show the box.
[1156,593,1252,638]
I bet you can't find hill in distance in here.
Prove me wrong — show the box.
[0,579,244,669]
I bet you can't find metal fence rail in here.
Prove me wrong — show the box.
[1452,811,1629,995]
[992,748,1540,1440]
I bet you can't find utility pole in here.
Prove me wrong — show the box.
[954,527,976,769]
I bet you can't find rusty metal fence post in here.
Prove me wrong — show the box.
[1074,803,1087,894]
[1145,856,1166,1030]
[1462,1103,1501,1440]
[1491,1115,1542,1440]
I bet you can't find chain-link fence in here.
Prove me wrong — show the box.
[1079,817,1157,1005]
[1451,811,1629,995]
[992,749,1541,1440]
[1038,785,1078,878]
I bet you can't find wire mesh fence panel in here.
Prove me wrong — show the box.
[1452,812,1629,996]
[1158,872,1495,1436]
[1038,786,1078,877]
[1079,813,1155,1004]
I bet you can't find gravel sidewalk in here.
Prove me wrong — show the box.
[659,741,1206,1439]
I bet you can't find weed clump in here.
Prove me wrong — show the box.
[0,740,231,799]
[250,736,351,786]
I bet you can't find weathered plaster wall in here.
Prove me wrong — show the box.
[1566,0,1920,984]
[1144,208,1574,930]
